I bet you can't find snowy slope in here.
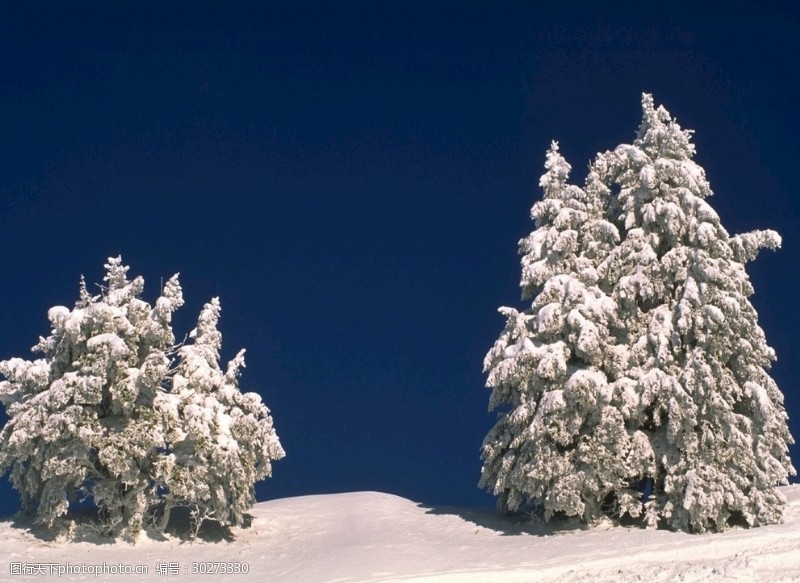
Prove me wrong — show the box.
[2,485,799,583]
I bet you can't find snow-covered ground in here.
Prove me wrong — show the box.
[2,485,799,583]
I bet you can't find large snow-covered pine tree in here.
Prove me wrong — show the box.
[0,258,284,538]
[593,94,794,531]
[481,95,794,533]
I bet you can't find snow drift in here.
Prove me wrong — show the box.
[2,485,799,582]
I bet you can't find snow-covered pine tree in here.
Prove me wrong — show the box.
[0,258,181,537]
[152,298,285,537]
[0,258,284,539]
[479,142,660,522]
[592,94,794,532]
[482,96,794,533]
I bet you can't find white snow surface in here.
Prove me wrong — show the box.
[2,486,799,583]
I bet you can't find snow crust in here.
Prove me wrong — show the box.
[2,486,799,582]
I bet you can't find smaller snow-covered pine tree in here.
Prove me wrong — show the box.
[0,258,284,539]
[152,298,284,536]
[480,143,653,521]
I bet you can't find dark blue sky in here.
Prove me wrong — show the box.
[1,3,798,517]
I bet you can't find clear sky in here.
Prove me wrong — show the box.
[1,3,798,518]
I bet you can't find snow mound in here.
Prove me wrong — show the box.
[2,486,799,582]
